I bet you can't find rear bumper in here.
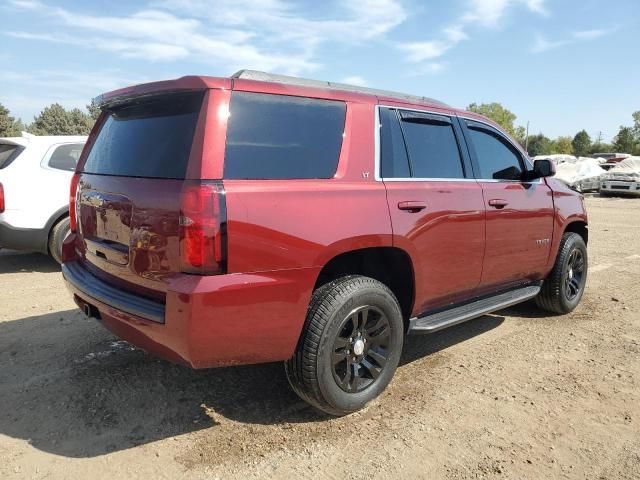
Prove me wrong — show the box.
[62,259,319,368]
[0,221,48,253]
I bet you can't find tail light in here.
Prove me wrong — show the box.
[69,173,80,232]
[0,183,4,213]
[179,180,227,275]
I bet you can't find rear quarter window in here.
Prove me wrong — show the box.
[47,143,84,171]
[82,92,203,179]
[0,144,25,169]
[224,92,346,179]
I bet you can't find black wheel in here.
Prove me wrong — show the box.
[48,217,70,264]
[536,232,588,314]
[285,276,404,416]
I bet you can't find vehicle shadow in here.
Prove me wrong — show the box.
[0,251,60,274]
[496,299,551,319]
[0,308,503,458]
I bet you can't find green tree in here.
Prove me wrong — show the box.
[589,142,614,155]
[28,103,94,135]
[86,100,101,122]
[612,126,638,154]
[526,133,553,157]
[571,130,591,157]
[467,102,525,145]
[552,136,574,154]
[0,103,23,137]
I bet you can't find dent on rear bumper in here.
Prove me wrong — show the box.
[64,262,320,368]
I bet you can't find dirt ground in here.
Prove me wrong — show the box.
[1,195,639,480]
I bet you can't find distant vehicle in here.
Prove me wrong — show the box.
[600,157,640,196]
[0,133,87,262]
[591,153,632,171]
[62,71,588,415]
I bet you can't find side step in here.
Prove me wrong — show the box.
[408,285,541,334]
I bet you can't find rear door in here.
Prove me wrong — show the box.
[75,91,205,299]
[460,118,554,290]
[379,106,485,314]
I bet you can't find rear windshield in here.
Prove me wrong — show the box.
[0,143,25,169]
[224,92,346,179]
[82,92,203,179]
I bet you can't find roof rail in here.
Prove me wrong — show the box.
[231,70,449,107]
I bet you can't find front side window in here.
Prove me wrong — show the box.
[466,125,524,180]
[47,143,84,171]
[224,92,346,179]
[399,113,464,179]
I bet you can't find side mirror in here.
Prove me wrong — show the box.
[530,158,556,179]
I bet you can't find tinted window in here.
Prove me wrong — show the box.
[380,108,410,178]
[225,92,346,179]
[400,116,464,178]
[83,92,203,179]
[0,144,24,169]
[467,126,523,180]
[48,143,84,171]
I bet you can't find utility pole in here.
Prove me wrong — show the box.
[525,121,530,152]
[595,131,603,147]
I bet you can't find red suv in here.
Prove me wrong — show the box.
[62,70,588,415]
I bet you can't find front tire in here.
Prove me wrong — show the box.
[536,232,588,314]
[285,276,404,416]
[48,217,70,264]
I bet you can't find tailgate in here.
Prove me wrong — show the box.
[74,91,205,300]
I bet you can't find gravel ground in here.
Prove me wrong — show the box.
[1,195,639,479]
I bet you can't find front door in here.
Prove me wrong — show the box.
[460,119,555,290]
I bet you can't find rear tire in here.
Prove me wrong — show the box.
[285,276,404,416]
[48,217,70,264]
[536,232,587,314]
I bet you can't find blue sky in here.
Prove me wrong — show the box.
[1,0,638,142]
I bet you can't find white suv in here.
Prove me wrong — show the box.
[0,133,87,262]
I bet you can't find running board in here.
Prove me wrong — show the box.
[408,285,541,334]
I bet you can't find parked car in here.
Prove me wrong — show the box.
[591,153,632,171]
[0,133,87,262]
[62,71,588,415]
[600,157,640,196]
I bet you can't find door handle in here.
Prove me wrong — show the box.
[488,199,509,209]
[398,201,427,212]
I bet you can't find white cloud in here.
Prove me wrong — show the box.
[462,0,548,27]
[532,27,615,53]
[401,41,452,63]
[340,76,368,86]
[531,35,567,53]
[7,0,407,75]
[572,29,607,40]
[407,62,446,76]
[401,0,548,73]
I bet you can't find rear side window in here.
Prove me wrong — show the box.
[47,143,84,171]
[380,108,410,178]
[224,92,346,179]
[466,124,524,180]
[399,112,464,179]
[83,92,203,179]
[0,144,24,169]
